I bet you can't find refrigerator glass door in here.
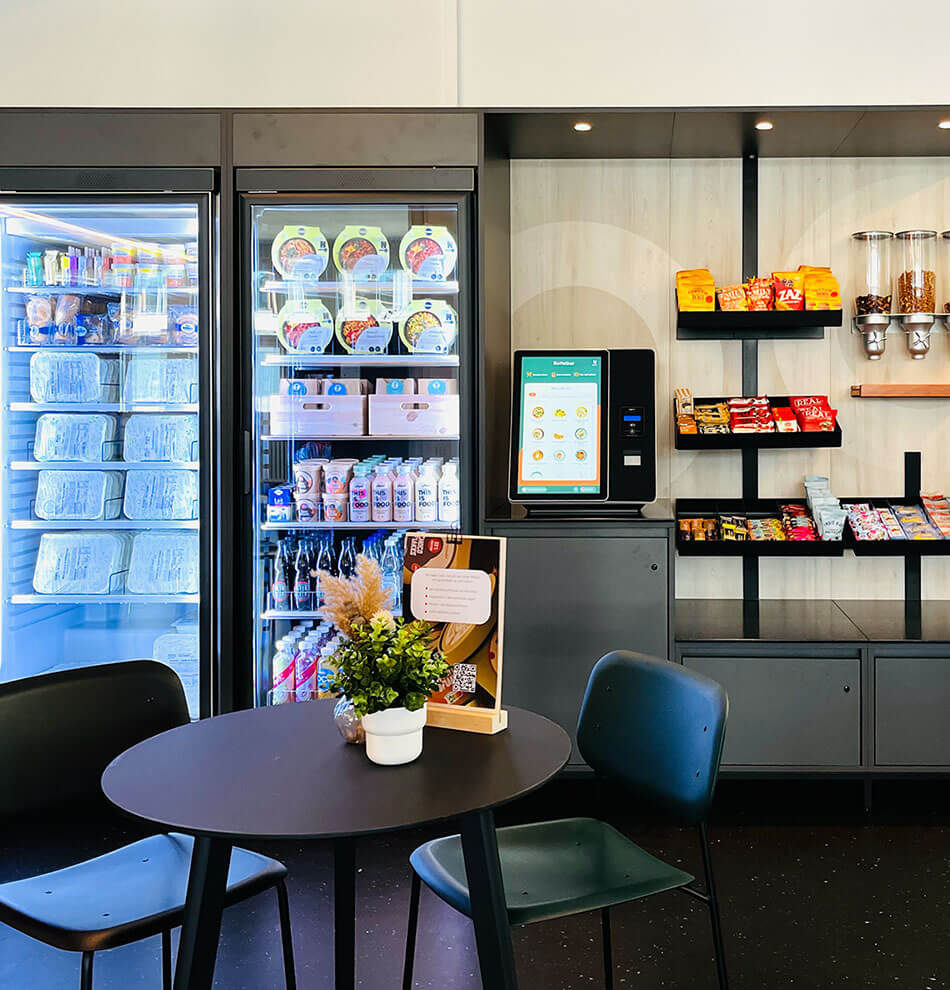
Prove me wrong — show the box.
[248,199,466,708]
[0,199,208,717]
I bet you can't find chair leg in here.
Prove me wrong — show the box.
[402,871,421,990]
[601,907,613,990]
[699,822,729,990]
[161,930,173,990]
[80,951,94,990]
[275,880,297,990]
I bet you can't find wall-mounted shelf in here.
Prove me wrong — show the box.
[850,384,950,398]
[676,308,842,340]
[674,396,842,450]
[675,498,845,557]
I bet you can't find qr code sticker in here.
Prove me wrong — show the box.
[452,663,477,694]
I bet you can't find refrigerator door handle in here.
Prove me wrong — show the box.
[243,430,252,496]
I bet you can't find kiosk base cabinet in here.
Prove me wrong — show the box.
[684,657,861,767]
[875,657,950,766]
[486,526,672,765]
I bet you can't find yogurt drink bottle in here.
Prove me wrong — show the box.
[371,465,393,522]
[415,465,439,522]
[393,464,415,522]
[349,466,371,523]
[438,462,460,523]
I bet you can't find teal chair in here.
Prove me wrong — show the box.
[402,651,729,989]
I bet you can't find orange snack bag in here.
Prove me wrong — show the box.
[746,276,774,311]
[772,271,805,311]
[717,284,748,311]
[676,268,715,311]
[804,271,841,310]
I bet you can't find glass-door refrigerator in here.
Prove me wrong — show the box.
[242,184,473,708]
[0,180,215,718]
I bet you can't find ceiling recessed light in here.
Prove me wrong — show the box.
[755,120,774,131]
[573,121,592,132]
[939,119,950,130]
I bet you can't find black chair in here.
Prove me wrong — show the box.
[0,660,296,990]
[403,650,730,989]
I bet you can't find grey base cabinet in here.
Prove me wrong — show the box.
[684,657,861,767]
[875,657,950,766]
[486,525,672,764]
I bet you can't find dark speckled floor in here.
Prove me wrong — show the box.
[2,781,950,989]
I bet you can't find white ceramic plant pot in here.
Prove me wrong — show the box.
[361,706,427,766]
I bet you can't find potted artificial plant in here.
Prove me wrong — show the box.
[323,554,448,765]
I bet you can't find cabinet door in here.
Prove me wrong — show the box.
[685,657,860,767]
[875,657,950,766]
[501,537,668,764]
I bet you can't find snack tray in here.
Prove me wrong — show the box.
[841,497,950,556]
[675,498,845,557]
[674,396,842,450]
[677,307,842,340]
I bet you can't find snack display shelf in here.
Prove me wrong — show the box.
[675,498,846,557]
[260,520,459,532]
[258,352,460,368]
[10,461,199,471]
[11,519,199,530]
[10,402,199,413]
[7,284,198,297]
[674,396,843,450]
[11,593,200,605]
[260,278,459,296]
[676,308,843,340]
[9,345,198,354]
[260,434,459,442]
[840,498,950,556]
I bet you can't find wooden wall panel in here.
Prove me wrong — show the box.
[510,156,950,600]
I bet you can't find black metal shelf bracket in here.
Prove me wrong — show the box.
[741,149,759,605]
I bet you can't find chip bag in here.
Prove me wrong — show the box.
[772,271,805,311]
[746,277,774,311]
[717,284,748,311]
[804,271,841,310]
[676,269,715,311]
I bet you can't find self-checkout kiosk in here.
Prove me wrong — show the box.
[509,348,656,514]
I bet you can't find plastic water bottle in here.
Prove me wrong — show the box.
[381,538,401,613]
[438,462,460,523]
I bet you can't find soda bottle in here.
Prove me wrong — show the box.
[337,536,356,579]
[293,541,313,611]
[271,539,290,610]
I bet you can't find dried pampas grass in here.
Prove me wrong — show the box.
[320,554,393,637]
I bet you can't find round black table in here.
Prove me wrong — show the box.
[102,702,570,990]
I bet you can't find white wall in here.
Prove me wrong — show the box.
[2,0,950,108]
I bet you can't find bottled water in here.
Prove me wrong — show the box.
[380,538,401,614]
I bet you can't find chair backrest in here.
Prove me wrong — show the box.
[0,660,189,821]
[576,651,728,824]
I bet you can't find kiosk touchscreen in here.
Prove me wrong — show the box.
[509,348,655,510]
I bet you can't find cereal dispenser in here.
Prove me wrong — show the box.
[850,230,892,359]
[940,231,950,318]
[895,229,938,358]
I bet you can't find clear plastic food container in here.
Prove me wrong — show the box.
[30,352,119,403]
[34,414,118,462]
[895,230,937,313]
[123,470,199,519]
[33,531,132,594]
[850,231,893,314]
[35,470,124,520]
[123,414,198,462]
[123,354,198,404]
[128,531,199,594]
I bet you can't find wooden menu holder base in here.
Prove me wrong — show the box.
[426,703,509,735]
